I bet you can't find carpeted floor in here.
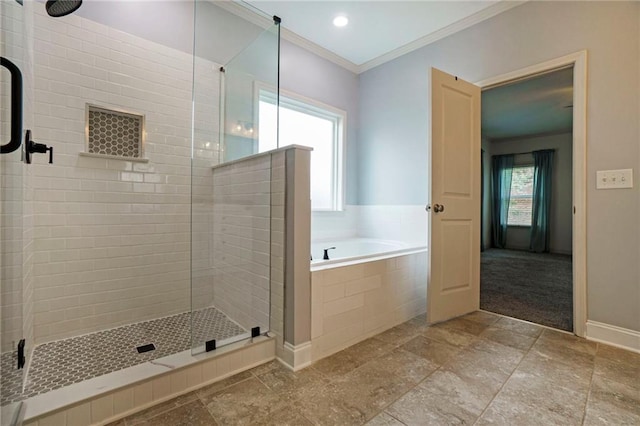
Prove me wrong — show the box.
[480,249,573,332]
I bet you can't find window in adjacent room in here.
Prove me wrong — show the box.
[507,165,534,226]
[258,89,345,211]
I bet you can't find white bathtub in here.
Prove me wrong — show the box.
[311,238,426,270]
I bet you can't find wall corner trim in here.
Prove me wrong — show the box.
[586,320,640,354]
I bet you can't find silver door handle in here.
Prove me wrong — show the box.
[425,204,431,212]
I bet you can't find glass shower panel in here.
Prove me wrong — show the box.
[191,3,280,354]
[220,23,279,162]
[1,0,27,421]
[2,0,201,409]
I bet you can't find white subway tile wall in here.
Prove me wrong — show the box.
[1,0,20,352]
[311,207,359,242]
[356,205,428,247]
[310,252,428,361]
[29,9,220,343]
[22,0,37,372]
[0,152,26,353]
[1,0,35,357]
[311,205,428,248]
[191,56,221,314]
[211,154,277,332]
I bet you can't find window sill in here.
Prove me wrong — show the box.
[80,152,149,163]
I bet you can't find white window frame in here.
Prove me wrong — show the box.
[254,82,346,212]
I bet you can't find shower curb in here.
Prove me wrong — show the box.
[17,337,275,426]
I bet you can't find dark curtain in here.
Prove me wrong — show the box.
[481,150,485,251]
[491,154,514,248]
[530,149,555,252]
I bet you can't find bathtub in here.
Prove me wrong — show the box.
[309,237,428,362]
[311,237,425,270]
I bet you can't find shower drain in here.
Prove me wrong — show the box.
[136,343,156,354]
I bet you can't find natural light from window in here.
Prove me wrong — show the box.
[507,166,534,226]
[258,91,344,211]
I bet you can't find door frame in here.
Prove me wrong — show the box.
[475,50,588,337]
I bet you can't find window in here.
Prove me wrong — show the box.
[258,89,345,211]
[507,166,534,226]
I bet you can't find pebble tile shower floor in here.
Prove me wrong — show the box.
[0,307,245,406]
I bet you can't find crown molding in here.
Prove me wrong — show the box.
[215,0,273,30]
[281,27,360,74]
[216,0,527,75]
[215,0,360,74]
[358,0,528,73]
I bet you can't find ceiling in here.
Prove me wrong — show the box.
[228,1,570,139]
[482,67,574,141]
[243,1,517,70]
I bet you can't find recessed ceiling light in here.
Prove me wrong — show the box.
[333,15,348,27]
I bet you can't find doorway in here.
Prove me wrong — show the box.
[476,52,587,336]
[480,67,574,331]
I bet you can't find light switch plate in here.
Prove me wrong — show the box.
[596,169,633,189]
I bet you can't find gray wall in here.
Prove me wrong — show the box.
[358,1,640,332]
[76,1,195,54]
[490,133,573,254]
[76,1,264,62]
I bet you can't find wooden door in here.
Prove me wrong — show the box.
[427,68,481,323]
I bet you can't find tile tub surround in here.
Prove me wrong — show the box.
[110,311,640,425]
[1,307,244,407]
[311,251,428,362]
[311,205,428,247]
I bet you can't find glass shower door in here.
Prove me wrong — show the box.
[1,0,28,423]
[191,2,280,354]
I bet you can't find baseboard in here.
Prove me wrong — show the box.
[586,320,640,354]
[279,341,312,371]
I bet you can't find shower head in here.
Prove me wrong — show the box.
[45,0,82,17]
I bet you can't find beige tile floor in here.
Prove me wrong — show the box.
[110,311,640,425]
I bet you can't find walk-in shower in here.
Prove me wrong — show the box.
[1,0,280,423]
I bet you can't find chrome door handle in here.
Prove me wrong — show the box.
[425,204,431,212]
[433,204,445,213]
